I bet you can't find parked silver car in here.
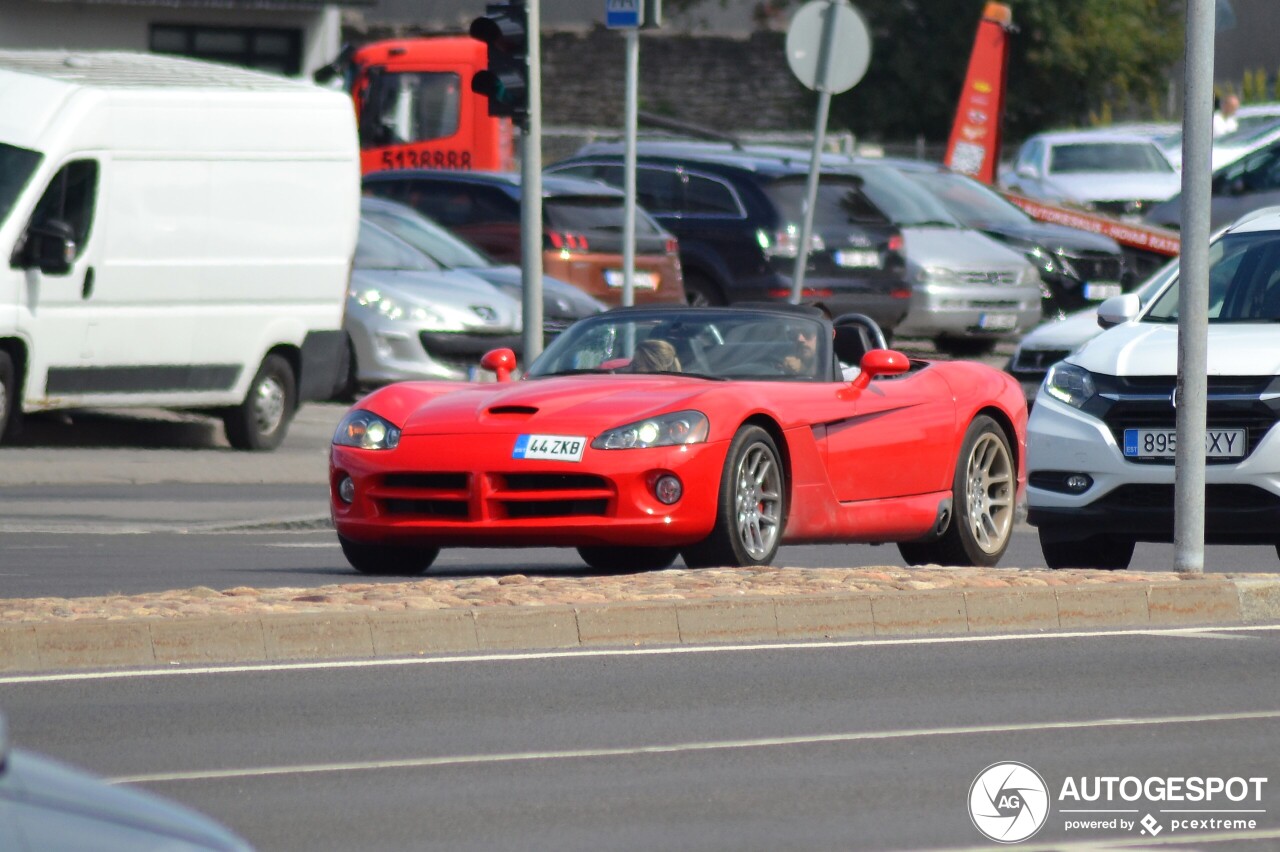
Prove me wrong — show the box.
[345,218,522,389]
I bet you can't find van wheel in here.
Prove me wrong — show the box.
[0,351,14,444]
[224,353,296,451]
[339,535,438,575]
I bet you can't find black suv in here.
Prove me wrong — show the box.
[546,141,912,334]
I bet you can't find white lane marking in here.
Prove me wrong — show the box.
[1153,630,1261,641]
[107,708,1280,785]
[4,623,1279,686]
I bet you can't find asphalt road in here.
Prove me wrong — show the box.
[3,627,1277,851]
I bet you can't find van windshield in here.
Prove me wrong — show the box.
[0,143,43,229]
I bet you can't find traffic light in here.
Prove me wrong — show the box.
[470,2,529,128]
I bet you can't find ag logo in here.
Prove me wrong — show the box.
[968,761,1050,843]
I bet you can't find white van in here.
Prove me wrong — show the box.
[0,50,360,450]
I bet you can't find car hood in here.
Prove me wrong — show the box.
[1071,322,1280,375]
[1043,172,1181,204]
[902,225,1033,272]
[1017,308,1105,351]
[979,220,1121,255]
[349,268,522,331]
[459,265,607,319]
[6,748,251,851]
[397,375,717,437]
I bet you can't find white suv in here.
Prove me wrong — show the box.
[1026,207,1280,569]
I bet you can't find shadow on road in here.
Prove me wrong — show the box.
[10,410,227,449]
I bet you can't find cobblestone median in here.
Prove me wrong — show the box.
[4,566,1266,623]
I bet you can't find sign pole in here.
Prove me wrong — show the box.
[520,0,544,364]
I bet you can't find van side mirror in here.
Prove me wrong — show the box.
[1097,293,1140,329]
[20,219,76,275]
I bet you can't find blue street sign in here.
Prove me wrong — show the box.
[606,0,641,28]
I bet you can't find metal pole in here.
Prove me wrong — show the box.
[1174,0,1214,574]
[520,0,544,364]
[622,27,639,308]
[789,0,840,303]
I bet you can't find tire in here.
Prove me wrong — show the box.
[577,546,680,572]
[0,351,14,445]
[682,425,786,568]
[224,353,296,451]
[1041,532,1134,570]
[683,273,724,307]
[935,336,997,358]
[332,338,360,403]
[339,535,439,576]
[897,415,1015,567]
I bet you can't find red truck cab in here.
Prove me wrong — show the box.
[346,37,515,175]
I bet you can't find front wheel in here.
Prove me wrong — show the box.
[577,546,680,572]
[898,415,1015,567]
[224,353,296,451]
[0,351,15,444]
[682,425,786,568]
[339,536,439,576]
[1041,532,1134,570]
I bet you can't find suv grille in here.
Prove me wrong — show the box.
[1088,375,1280,465]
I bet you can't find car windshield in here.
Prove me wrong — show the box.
[902,170,1031,228]
[1143,230,1280,322]
[526,309,834,382]
[1048,142,1173,174]
[0,142,43,229]
[762,176,891,228]
[363,205,493,268]
[846,165,961,227]
[354,220,441,271]
[544,196,665,236]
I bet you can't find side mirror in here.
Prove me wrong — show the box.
[21,219,76,275]
[1097,293,1140,329]
[850,348,910,391]
[1016,163,1039,180]
[481,347,518,382]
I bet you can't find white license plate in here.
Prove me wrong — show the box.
[513,434,587,462]
[1122,428,1246,458]
[833,249,881,268]
[979,312,1018,330]
[1084,282,1122,300]
[604,270,658,290]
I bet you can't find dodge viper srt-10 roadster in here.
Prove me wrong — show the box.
[330,305,1028,573]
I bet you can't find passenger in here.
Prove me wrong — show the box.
[629,339,682,373]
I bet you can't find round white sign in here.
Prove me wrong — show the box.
[785,0,872,93]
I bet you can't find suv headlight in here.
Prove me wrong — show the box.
[334,410,401,450]
[1043,362,1096,408]
[592,410,709,450]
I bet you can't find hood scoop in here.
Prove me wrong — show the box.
[488,405,539,416]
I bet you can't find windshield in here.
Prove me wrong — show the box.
[362,205,493,268]
[1143,230,1280,322]
[762,176,891,228]
[527,309,833,382]
[902,170,1031,228]
[365,71,461,146]
[544,196,665,236]
[354,220,441,272]
[847,165,961,227]
[0,143,42,229]
[1048,142,1174,174]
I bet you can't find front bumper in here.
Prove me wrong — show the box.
[1026,394,1280,544]
[893,282,1042,339]
[331,434,729,548]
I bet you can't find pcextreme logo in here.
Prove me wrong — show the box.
[968,762,1051,843]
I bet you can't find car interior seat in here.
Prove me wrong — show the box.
[832,313,887,367]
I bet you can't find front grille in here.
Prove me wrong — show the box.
[968,299,1021,309]
[1093,484,1280,511]
[1091,200,1157,219]
[1012,348,1071,373]
[1063,251,1123,283]
[368,468,614,520]
[1089,374,1280,465]
[419,331,523,358]
[957,270,1021,286]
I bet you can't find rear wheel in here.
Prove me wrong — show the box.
[224,353,296,451]
[683,273,724,307]
[577,546,680,572]
[935,336,996,358]
[682,425,785,568]
[0,351,14,445]
[339,535,439,576]
[898,415,1014,567]
[1041,532,1134,570]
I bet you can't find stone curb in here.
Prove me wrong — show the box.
[3,577,1277,675]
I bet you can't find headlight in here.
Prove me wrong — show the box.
[918,265,962,285]
[592,410,709,450]
[352,288,447,326]
[334,409,401,449]
[1043,362,1096,409]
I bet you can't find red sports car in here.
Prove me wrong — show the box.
[330,305,1028,574]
